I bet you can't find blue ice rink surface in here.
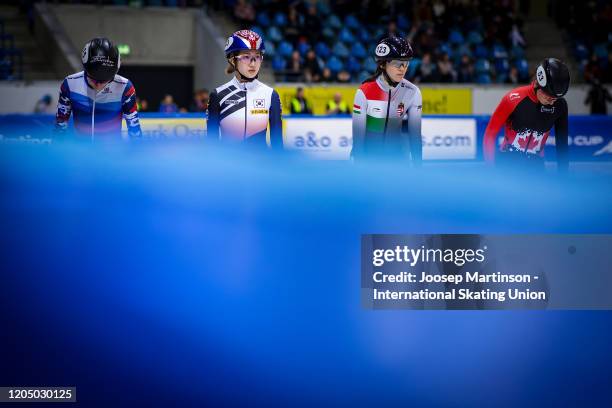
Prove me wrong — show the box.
[0,142,611,407]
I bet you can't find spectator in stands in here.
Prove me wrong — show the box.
[437,53,456,83]
[321,67,333,83]
[605,52,612,83]
[137,97,149,112]
[325,93,349,114]
[584,79,612,115]
[34,94,54,114]
[457,55,475,83]
[233,0,255,27]
[507,66,520,85]
[287,51,303,82]
[189,88,209,112]
[510,23,526,47]
[284,6,302,44]
[415,52,437,82]
[337,70,351,83]
[290,87,312,114]
[386,20,399,38]
[583,54,603,84]
[303,5,321,43]
[303,49,321,83]
[159,94,179,113]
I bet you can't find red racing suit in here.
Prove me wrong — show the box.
[483,82,568,171]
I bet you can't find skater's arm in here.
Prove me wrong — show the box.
[54,79,72,133]
[206,90,220,140]
[554,99,569,173]
[122,80,141,138]
[350,89,367,159]
[269,90,283,150]
[404,87,423,165]
[484,93,515,163]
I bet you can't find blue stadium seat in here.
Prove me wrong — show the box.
[594,43,608,58]
[495,59,510,83]
[362,57,377,73]
[297,41,310,57]
[438,42,451,56]
[277,41,293,58]
[467,30,483,45]
[326,56,343,74]
[397,15,410,30]
[322,27,335,40]
[351,42,367,59]
[317,1,331,16]
[267,26,282,43]
[476,73,492,84]
[339,28,355,43]
[407,57,421,78]
[475,58,490,74]
[327,14,342,30]
[356,29,370,43]
[510,45,525,59]
[273,12,287,27]
[516,58,529,80]
[455,43,473,58]
[372,27,384,40]
[492,43,509,60]
[265,41,276,57]
[346,56,362,74]
[256,12,270,27]
[315,42,331,59]
[449,29,464,45]
[358,70,370,83]
[250,26,264,37]
[474,44,489,59]
[271,55,286,71]
[332,42,350,59]
[574,43,589,61]
[345,15,360,30]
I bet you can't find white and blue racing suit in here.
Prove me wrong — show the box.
[207,77,282,149]
[55,71,141,139]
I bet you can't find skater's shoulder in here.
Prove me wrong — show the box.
[398,79,422,97]
[65,71,85,81]
[359,80,386,100]
[66,71,84,80]
[112,74,130,85]
[253,79,274,92]
[504,84,533,103]
[399,78,419,91]
[215,77,240,93]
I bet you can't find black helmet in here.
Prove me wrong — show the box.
[82,37,120,82]
[374,36,413,62]
[535,58,570,98]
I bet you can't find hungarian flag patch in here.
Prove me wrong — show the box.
[353,104,362,114]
